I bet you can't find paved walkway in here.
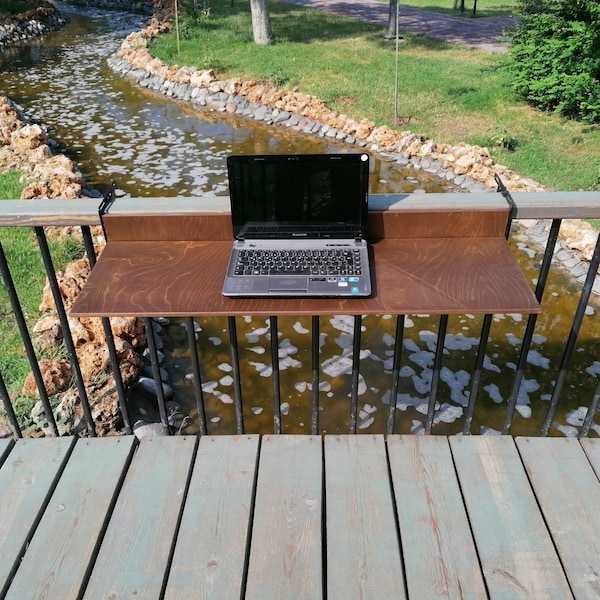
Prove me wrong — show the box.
[282,0,515,52]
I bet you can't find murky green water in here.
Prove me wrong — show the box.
[2,5,600,437]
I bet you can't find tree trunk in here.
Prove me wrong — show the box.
[384,0,398,40]
[249,0,273,45]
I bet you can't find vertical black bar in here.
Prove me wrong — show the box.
[542,229,600,436]
[228,316,245,434]
[184,317,207,436]
[34,227,96,437]
[270,316,281,434]
[349,315,362,434]
[0,238,58,436]
[0,238,58,435]
[142,317,169,431]
[580,379,600,438]
[0,369,21,438]
[502,219,562,435]
[386,315,405,435]
[463,314,492,435]
[82,226,132,434]
[311,316,320,435]
[425,314,448,434]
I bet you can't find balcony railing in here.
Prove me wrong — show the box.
[1,191,600,439]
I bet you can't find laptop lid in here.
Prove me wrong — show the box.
[226,153,370,241]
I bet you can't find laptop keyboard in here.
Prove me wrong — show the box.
[234,248,363,276]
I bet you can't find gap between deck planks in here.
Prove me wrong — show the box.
[0,435,599,599]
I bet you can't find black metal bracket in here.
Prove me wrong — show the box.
[98,181,117,240]
[495,173,517,240]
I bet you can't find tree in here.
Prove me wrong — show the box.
[249,0,272,45]
[504,0,600,123]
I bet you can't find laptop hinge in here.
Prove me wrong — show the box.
[354,237,363,245]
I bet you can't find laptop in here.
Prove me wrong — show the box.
[222,153,373,297]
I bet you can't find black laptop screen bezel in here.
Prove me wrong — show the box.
[226,153,370,240]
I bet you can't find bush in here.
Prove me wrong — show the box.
[504,0,600,123]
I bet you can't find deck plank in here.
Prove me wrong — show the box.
[388,435,486,599]
[164,435,260,599]
[3,436,136,600]
[0,437,75,596]
[82,436,197,599]
[517,437,600,599]
[245,435,323,600]
[450,435,572,599]
[326,435,405,600]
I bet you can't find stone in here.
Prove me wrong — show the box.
[22,358,72,398]
[133,419,169,438]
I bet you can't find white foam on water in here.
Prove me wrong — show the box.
[553,422,579,437]
[293,321,310,334]
[434,403,463,424]
[527,350,550,369]
[329,315,355,334]
[440,368,470,406]
[248,361,272,377]
[248,346,266,355]
[586,361,600,377]
[484,383,504,404]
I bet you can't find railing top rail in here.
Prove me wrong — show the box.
[0,191,599,227]
[510,191,600,220]
[0,198,102,227]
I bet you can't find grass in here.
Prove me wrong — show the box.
[0,170,85,400]
[0,0,35,18]
[151,0,600,191]
[395,0,517,18]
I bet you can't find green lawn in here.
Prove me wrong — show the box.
[151,0,600,191]
[0,171,84,397]
[0,0,35,18]
[397,0,517,18]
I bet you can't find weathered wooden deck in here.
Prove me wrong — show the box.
[1,434,600,599]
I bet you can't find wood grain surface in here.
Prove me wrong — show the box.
[71,236,539,317]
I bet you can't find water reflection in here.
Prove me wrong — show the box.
[0,4,457,197]
[2,4,599,437]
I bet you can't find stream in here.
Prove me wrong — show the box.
[2,4,600,436]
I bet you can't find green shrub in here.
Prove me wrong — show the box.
[504,0,600,123]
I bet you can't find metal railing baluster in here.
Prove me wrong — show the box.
[502,219,561,435]
[0,369,21,438]
[142,316,169,432]
[425,314,448,434]
[580,379,600,438]
[386,315,405,435]
[34,227,96,437]
[349,315,363,434]
[184,317,207,436]
[463,314,492,435]
[228,316,245,434]
[541,229,600,436]
[0,238,58,436]
[311,316,320,435]
[270,316,281,434]
[81,225,132,434]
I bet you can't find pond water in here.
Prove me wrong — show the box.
[0,5,455,197]
[2,4,600,437]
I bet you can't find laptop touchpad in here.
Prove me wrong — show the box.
[268,277,307,292]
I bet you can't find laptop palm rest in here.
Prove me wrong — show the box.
[268,277,308,292]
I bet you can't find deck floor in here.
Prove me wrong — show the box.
[1,434,599,599]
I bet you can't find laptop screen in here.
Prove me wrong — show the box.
[227,153,370,240]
